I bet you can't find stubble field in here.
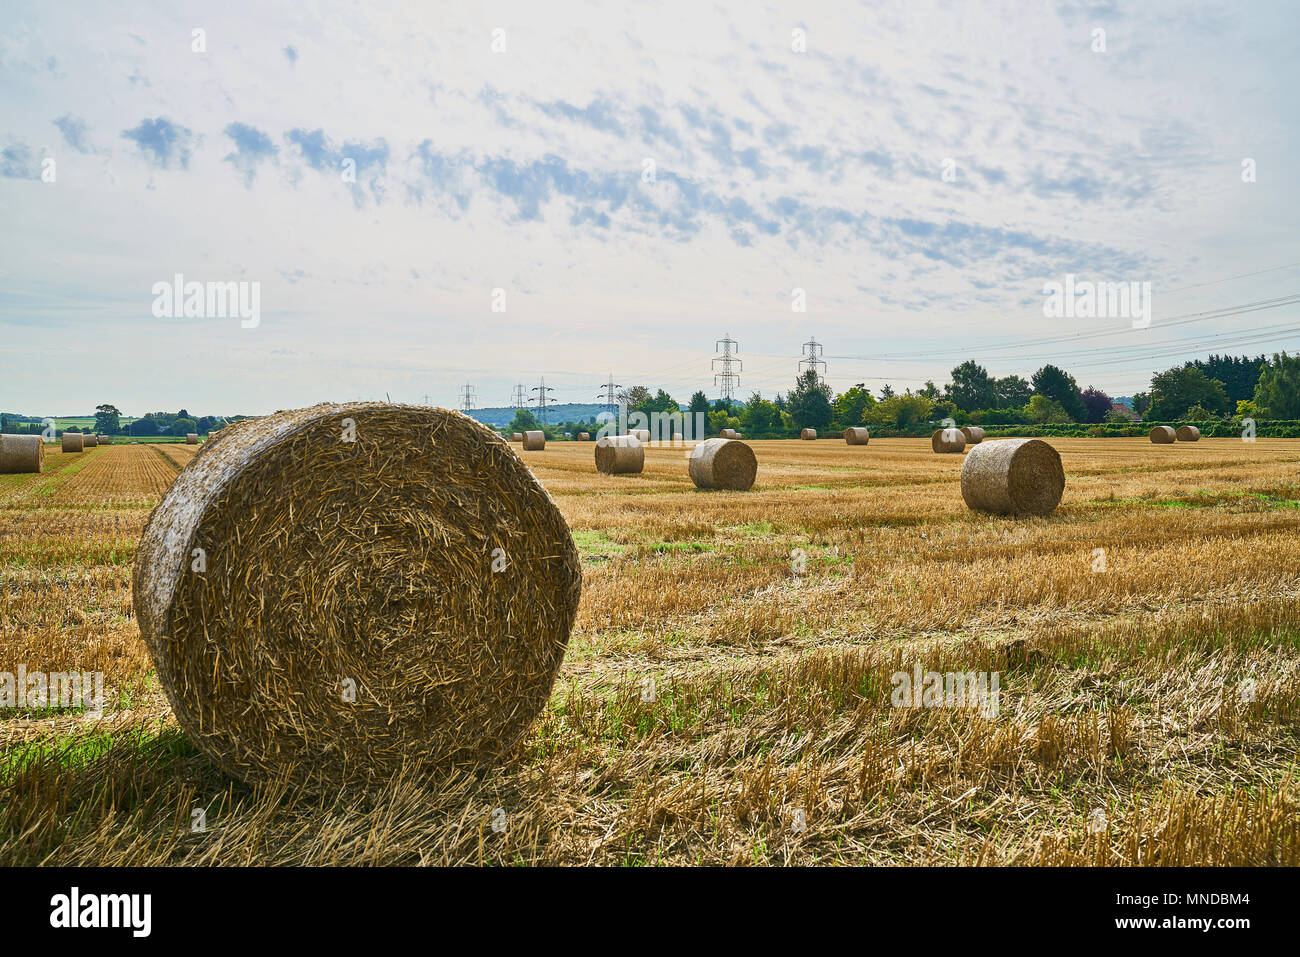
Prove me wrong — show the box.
[2,436,1298,865]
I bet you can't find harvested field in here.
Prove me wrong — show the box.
[2,437,1300,865]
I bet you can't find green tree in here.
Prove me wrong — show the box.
[173,417,198,436]
[508,408,541,433]
[1031,365,1085,421]
[787,370,834,432]
[879,384,895,400]
[128,417,160,436]
[994,375,1032,407]
[948,360,997,412]
[920,381,942,400]
[687,391,710,419]
[833,384,876,428]
[1252,352,1300,419]
[868,393,933,429]
[1026,395,1071,423]
[1189,354,1267,404]
[1148,365,1231,419]
[741,392,780,435]
[94,403,122,434]
[637,389,679,416]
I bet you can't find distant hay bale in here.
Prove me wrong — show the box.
[688,437,757,491]
[843,427,870,445]
[1176,425,1201,442]
[186,433,198,444]
[98,435,112,445]
[719,428,737,439]
[0,434,44,473]
[961,438,1065,517]
[82,434,98,448]
[522,430,545,450]
[932,428,966,453]
[132,402,581,787]
[961,426,984,444]
[577,432,590,441]
[1150,426,1176,444]
[61,433,84,453]
[628,428,651,442]
[594,434,644,474]
[800,428,817,440]
[512,432,523,442]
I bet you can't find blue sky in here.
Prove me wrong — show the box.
[1,1,1298,415]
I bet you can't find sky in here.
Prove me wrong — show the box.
[2,0,1298,417]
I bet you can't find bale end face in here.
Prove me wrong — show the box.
[688,437,757,491]
[932,428,966,453]
[961,438,1065,517]
[1176,425,1201,442]
[131,402,581,787]
[1150,426,1176,444]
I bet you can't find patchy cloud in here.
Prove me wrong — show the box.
[121,116,194,168]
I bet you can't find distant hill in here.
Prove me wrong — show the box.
[466,403,614,427]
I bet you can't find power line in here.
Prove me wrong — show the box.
[1162,261,1300,295]
[712,334,742,401]
[596,373,621,417]
[530,377,555,424]
[510,383,528,410]
[799,336,826,383]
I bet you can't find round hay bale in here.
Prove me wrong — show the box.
[719,428,737,439]
[186,433,198,445]
[98,435,112,445]
[961,426,984,444]
[961,438,1065,517]
[932,428,966,453]
[132,402,581,787]
[1150,426,1176,444]
[511,432,523,442]
[0,434,44,473]
[800,428,817,440]
[521,430,545,450]
[594,434,644,474]
[82,434,98,448]
[577,432,590,441]
[1176,425,1201,442]
[628,428,651,442]
[688,438,757,491]
[843,427,870,446]
[61,433,84,453]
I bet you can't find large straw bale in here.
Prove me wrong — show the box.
[521,430,545,450]
[628,428,651,442]
[512,433,523,442]
[843,427,870,445]
[932,428,966,453]
[961,426,984,444]
[132,402,581,787]
[0,434,44,473]
[800,428,817,440]
[186,433,198,444]
[1150,426,1176,444]
[83,434,98,448]
[961,438,1065,516]
[1176,425,1201,442]
[594,434,644,474]
[61,433,84,453]
[688,437,757,491]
